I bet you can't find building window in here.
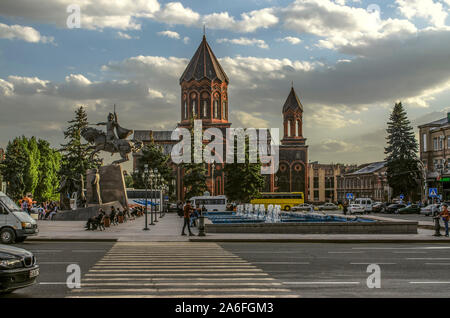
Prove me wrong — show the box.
[313,177,319,189]
[314,190,319,201]
[434,137,438,150]
[222,101,226,119]
[423,133,427,151]
[214,100,219,118]
[184,101,187,119]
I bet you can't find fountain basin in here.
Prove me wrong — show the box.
[204,213,417,234]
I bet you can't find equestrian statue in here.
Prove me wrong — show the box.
[81,110,143,165]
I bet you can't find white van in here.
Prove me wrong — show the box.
[189,195,227,212]
[352,198,373,213]
[0,192,38,244]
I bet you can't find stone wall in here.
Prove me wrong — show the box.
[53,201,123,221]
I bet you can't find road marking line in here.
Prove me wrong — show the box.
[30,250,62,253]
[350,263,396,265]
[71,288,292,293]
[410,281,450,284]
[283,282,360,285]
[39,282,68,285]
[67,294,300,298]
[39,262,80,265]
[85,273,269,277]
[79,282,283,287]
[71,250,107,253]
[407,258,450,260]
[425,263,450,265]
[88,269,263,272]
[328,252,364,254]
[252,262,310,265]
[92,266,257,269]
[82,277,276,281]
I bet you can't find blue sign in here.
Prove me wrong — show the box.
[429,188,438,198]
[346,193,354,200]
[400,194,405,200]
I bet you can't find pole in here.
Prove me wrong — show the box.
[154,175,159,223]
[150,177,155,225]
[143,170,149,231]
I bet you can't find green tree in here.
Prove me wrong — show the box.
[133,141,175,199]
[384,102,420,200]
[0,137,29,200]
[224,135,265,203]
[181,119,207,200]
[35,139,61,202]
[59,106,96,195]
[24,136,40,196]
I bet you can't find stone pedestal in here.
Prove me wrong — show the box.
[98,164,128,208]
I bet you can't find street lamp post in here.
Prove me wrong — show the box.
[154,170,160,223]
[142,165,150,231]
[149,168,155,226]
[211,162,215,196]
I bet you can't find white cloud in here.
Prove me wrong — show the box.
[276,36,302,44]
[217,37,269,49]
[396,0,448,28]
[0,0,160,30]
[311,138,360,153]
[117,31,139,40]
[155,2,200,26]
[0,23,54,43]
[231,111,269,128]
[280,0,417,51]
[157,30,180,39]
[203,8,278,33]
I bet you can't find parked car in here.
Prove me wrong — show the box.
[318,203,339,211]
[372,202,386,213]
[0,244,39,294]
[348,204,365,215]
[420,204,440,216]
[292,204,313,212]
[396,204,420,214]
[385,203,407,214]
[0,192,38,244]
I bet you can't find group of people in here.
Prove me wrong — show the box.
[19,197,59,220]
[85,205,143,230]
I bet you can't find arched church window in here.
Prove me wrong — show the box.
[214,100,218,118]
[295,121,298,136]
[287,120,291,137]
[184,101,187,119]
[222,101,226,119]
[203,100,207,118]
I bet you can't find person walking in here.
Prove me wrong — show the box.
[182,201,194,236]
[439,203,450,237]
[343,200,348,216]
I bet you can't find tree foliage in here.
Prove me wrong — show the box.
[133,141,175,200]
[224,135,265,203]
[0,136,60,201]
[384,102,420,199]
[59,106,97,195]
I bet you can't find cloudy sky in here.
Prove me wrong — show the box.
[0,0,450,170]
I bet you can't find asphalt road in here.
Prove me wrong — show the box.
[320,209,434,222]
[2,241,450,298]
[1,241,115,298]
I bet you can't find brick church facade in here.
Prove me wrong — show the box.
[133,35,308,201]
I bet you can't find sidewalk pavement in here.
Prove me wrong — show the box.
[28,213,450,243]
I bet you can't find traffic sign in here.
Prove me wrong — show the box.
[399,194,405,200]
[346,193,354,200]
[429,188,438,197]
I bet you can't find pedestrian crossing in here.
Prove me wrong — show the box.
[67,242,299,298]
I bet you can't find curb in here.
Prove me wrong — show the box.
[27,238,118,242]
[189,238,450,243]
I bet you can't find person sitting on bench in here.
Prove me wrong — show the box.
[85,209,105,230]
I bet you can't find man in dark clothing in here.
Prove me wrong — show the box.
[85,209,105,230]
[182,201,195,236]
[343,201,348,215]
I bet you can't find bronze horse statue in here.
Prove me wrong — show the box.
[81,127,143,165]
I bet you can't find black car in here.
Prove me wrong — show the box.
[0,244,39,293]
[385,203,407,214]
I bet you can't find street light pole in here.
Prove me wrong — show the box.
[149,169,155,226]
[154,170,160,223]
[211,162,215,196]
[143,165,149,231]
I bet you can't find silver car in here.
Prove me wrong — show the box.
[292,204,313,212]
[319,203,338,211]
[420,204,440,216]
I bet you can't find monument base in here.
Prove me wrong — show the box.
[99,164,128,209]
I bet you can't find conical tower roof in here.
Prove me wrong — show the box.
[283,86,303,112]
[179,35,229,84]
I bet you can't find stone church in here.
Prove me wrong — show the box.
[133,35,308,201]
